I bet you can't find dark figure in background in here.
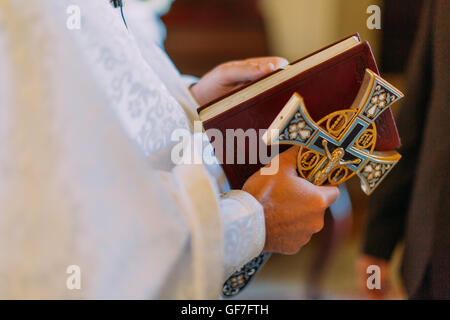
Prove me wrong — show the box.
[358,0,449,299]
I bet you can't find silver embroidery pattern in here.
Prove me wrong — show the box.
[222,253,270,297]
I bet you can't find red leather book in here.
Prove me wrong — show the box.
[198,34,401,189]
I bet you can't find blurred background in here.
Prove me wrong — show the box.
[156,0,424,299]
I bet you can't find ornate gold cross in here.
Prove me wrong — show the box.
[222,69,404,297]
[264,68,404,195]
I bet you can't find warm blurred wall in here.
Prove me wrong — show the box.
[162,0,269,76]
[260,0,382,62]
[163,0,388,76]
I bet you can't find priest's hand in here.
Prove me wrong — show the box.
[190,57,289,106]
[242,146,340,254]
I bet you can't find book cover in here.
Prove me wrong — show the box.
[200,38,401,189]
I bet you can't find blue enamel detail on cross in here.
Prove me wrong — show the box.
[272,69,404,186]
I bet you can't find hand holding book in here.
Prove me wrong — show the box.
[199,34,401,190]
[190,57,288,106]
[242,146,340,254]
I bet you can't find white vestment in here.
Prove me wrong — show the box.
[0,0,265,299]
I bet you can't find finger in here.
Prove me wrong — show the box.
[219,62,273,85]
[245,57,289,69]
[219,57,288,85]
[316,185,340,206]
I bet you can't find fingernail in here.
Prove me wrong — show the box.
[267,62,275,71]
[280,58,289,67]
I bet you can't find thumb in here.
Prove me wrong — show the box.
[245,57,289,69]
[316,185,340,206]
[280,147,341,205]
[278,146,301,175]
[281,145,301,162]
